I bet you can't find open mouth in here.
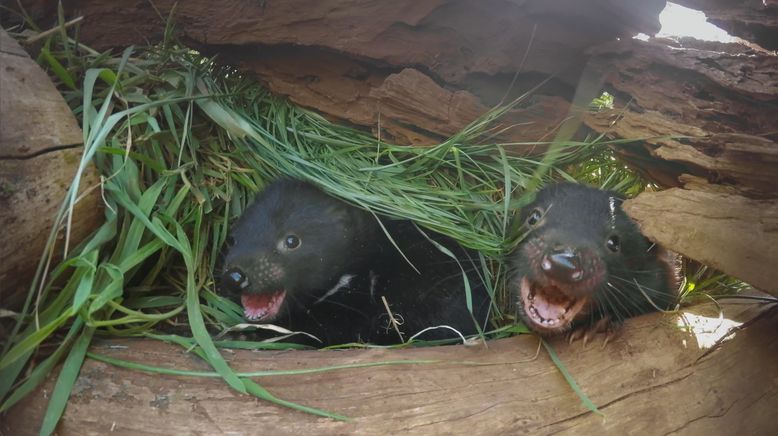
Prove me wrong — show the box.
[519,277,587,333]
[241,290,287,322]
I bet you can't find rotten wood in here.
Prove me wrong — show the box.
[584,37,778,198]
[675,0,778,51]
[12,1,776,191]
[0,28,103,310]
[0,28,82,157]
[624,187,778,297]
[13,0,665,146]
[3,299,777,435]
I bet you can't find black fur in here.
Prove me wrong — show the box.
[219,179,491,345]
[509,182,678,336]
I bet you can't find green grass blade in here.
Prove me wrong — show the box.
[71,251,98,312]
[242,378,349,421]
[39,326,95,436]
[0,310,74,371]
[0,354,32,402]
[0,318,84,412]
[173,215,246,394]
[39,47,76,90]
[542,339,604,417]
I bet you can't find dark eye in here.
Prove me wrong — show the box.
[284,235,301,250]
[526,209,543,227]
[606,235,620,252]
[225,236,236,246]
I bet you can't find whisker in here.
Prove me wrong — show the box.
[603,282,633,320]
[609,274,669,296]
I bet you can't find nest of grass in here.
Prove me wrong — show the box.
[0,22,746,429]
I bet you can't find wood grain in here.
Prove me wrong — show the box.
[0,28,102,309]
[624,188,778,296]
[0,28,82,157]
[3,299,776,435]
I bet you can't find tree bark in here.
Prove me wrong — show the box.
[3,299,777,435]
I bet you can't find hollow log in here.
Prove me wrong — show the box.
[624,187,778,297]
[13,0,665,146]
[0,28,103,311]
[583,37,778,198]
[13,1,778,192]
[3,298,776,435]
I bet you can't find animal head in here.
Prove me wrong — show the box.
[510,183,677,335]
[220,180,380,321]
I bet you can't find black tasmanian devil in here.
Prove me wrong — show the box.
[509,182,678,341]
[219,179,491,346]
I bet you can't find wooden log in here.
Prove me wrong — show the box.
[0,28,103,310]
[0,28,81,156]
[584,37,778,197]
[624,187,778,296]
[14,0,665,146]
[3,299,776,434]
[675,0,778,51]
[233,53,568,147]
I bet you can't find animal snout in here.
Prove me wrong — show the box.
[541,248,584,283]
[221,267,250,293]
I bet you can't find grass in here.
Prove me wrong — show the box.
[0,17,747,433]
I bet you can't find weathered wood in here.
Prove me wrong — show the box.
[0,27,27,56]
[14,0,665,146]
[580,33,778,293]
[3,299,776,435]
[15,1,777,191]
[0,27,82,156]
[676,0,778,51]
[654,133,778,198]
[0,28,103,310]
[624,188,778,296]
[584,37,778,197]
[18,0,663,79]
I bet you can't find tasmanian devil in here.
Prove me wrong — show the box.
[509,182,678,341]
[219,179,491,346]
